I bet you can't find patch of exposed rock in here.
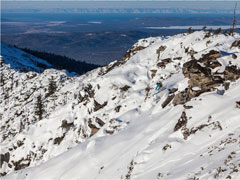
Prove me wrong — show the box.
[172,50,240,106]
[122,46,146,62]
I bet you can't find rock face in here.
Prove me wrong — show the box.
[162,94,175,108]
[157,58,172,69]
[1,153,10,168]
[173,89,192,106]
[231,40,240,49]
[173,50,240,106]
[173,111,188,132]
[94,100,108,112]
[183,59,212,88]
[122,46,146,62]
[156,45,167,60]
[224,66,240,81]
[173,57,219,106]
[199,50,222,69]
[236,101,240,109]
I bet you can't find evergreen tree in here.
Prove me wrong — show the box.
[230,2,237,36]
[47,77,57,97]
[187,27,193,34]
[202,26,207,30]
[35,94,44,120]
[214,28,222,35]
[19,48,99,75]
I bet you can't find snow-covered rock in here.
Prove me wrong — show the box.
[1,31,240,179]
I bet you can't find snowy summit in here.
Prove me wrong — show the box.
[1,31,240,179]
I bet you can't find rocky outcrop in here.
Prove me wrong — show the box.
[96,117,105,127]
[114,105,121,112]
[173,50,240,106]
[224,66,240,81]
[122,46,146,62]
[157,58,172,69]
[199,50,222,69]
[173,111,187,132]
[231,40,240,49]
[88,120,100,136]
[156,45,167,60]
[150,69,157,78]
[102,61,122,75]
[182,59,211,88]
[94,100,108,112]
[173,88,194,106]
[162,94,175,108]
[1,153,10,168]
[236,101,240,109]
[120,85,131,92]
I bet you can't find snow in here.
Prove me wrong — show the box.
[1,43,52,72]
[1,31,240,179]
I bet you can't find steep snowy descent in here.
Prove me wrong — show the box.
[1,31,240,179]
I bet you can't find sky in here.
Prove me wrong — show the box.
[1,1,238,10]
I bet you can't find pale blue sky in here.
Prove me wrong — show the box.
[1,1,238,9]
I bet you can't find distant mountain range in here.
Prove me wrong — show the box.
[2,8,239,14]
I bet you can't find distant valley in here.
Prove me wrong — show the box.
[1,13,239,65]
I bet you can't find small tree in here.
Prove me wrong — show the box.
[0,60,4,87]
[208,28,213,33]
[214,28,222,35]
[187,27,193,34]
[223,30,228,36]
[230,2,237,36]
[0,72,4,87]
[35,94,44,120]
[47,77,56,97]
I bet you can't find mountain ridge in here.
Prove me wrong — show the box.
[1,31,240,179]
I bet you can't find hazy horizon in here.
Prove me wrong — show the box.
[2,1,239,14]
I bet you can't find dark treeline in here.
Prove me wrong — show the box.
[20,47,100,75]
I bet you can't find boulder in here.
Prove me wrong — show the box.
[172,89,192,106]
[224,66,240,81]
[157,58,172,69]
[150,69,157,78]
[162,94,175,108]
[120,85,131,92]
[114,105,121,112]
[183,60,211,88]
[173,111,188,132]
[199,50,222,69]
[168,88,178,94]
[1,152,10,168]
[94,100,108,112]
[232,54,237,59]
[96,117,105,127]
[236,101,240,109]
[231,40,240,49]
[173,57,182,60]
[156,45,167,60]
[189,49,197,56]
[173,88,211,106]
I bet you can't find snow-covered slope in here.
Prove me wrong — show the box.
[1,31,240,179]
[1,43,52,72]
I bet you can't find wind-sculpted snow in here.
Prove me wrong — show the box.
[1,31,240,179]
